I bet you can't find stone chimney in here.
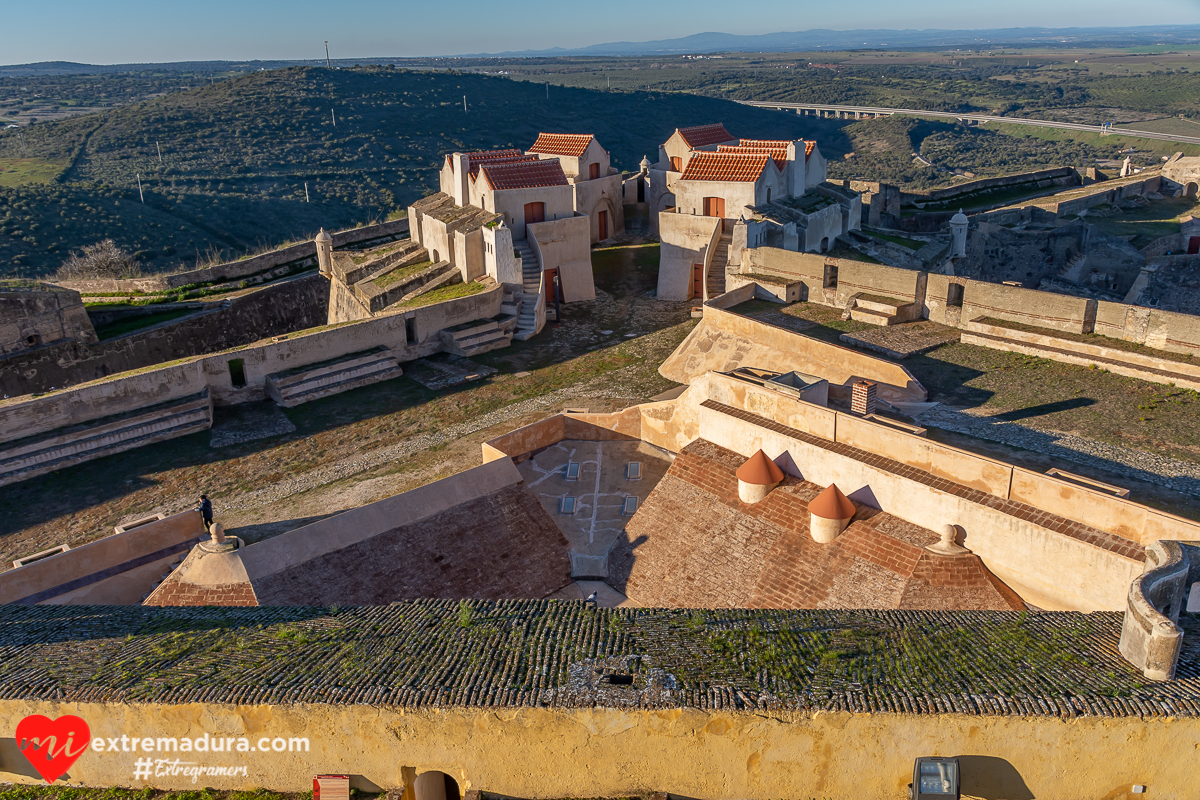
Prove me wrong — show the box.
[452,153,471,206]
[315,228,334,276]
[809,483,855,543]
[736,449,784,504]
[949,209,968,258]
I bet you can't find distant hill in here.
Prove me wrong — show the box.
[0,66,845,278]
[475,25,1200,57]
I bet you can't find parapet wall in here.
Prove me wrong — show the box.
[901,166,1079,207]
[54,219,409,295]
[0,510,206,601]
[1119,540,1200,680]
[0,701,1190,796]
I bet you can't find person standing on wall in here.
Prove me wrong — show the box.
[198,494,213,531]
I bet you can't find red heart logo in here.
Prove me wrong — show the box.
[15,714,91,784]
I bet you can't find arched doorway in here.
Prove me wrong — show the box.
[820,236,830,253]
[1186,182,1198,198]
[415,771,460,800]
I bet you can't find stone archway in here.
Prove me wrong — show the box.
[415,771,460,800]
[1185,182,1198,198]
[820,236,831,253]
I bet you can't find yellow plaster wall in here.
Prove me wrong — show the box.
[0,701,1190,799]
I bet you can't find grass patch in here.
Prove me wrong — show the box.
[374,260,432,289]
[396,280,487,309]
[92,308,199,340]
[0,157,68,187]
[863,228,925,250]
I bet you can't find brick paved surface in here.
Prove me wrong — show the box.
[610,440,1023,611]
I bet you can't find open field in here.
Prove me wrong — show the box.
[0,157,67,186]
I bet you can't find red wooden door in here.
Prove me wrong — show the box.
[598,210,608,240]
[1188,236,1200,255]
[692,263,704,299]
[524,201,546,225]
[589,163,600,180]
[544,268,558,302]
[703,197,725,218]
[670,156,682,172]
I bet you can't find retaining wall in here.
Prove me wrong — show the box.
[55,219,409,295]
[0,275,331,397]
[901,166,1079,206]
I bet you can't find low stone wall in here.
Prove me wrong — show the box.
[961,280,1095,334]
[901,166,1078,207]
[834,259,927,311]
[54,219,409,295]
[741,247,829,303]
[0,510,206,599]
[1041,174,1161,217]
[962,318,1200,391]
[0,274,331,397]
[0,284,504,462]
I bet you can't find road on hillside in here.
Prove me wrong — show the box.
[739,101,1200,146]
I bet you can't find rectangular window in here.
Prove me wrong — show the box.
[564,462,580,481]
[622,496,638,516]
[227,358,247,388]
[946,283,964,308]
[560,496,577,515]
[625,462,642,481]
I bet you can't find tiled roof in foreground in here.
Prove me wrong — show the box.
[480,158,569,191]
[1,602,1198,716]
[681,151,772,183]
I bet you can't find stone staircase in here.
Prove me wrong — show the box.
[0,391,213,489]
[439,317,516,357]
[142,551,190,602]
[1057,253,1088,282]
[707,228,733,298]
[336,239,425,285]
[848,295,908,326]
[266,349,403,407]
[515,238,542,341]
[358,260,457,314]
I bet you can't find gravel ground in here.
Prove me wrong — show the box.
[919,405,1200,498]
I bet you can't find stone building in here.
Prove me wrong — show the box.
[648,124,859,301]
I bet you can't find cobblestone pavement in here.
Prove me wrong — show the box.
[919,406,1200,498]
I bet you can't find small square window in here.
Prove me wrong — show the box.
[625,462,642,481]
[560,496,577,515]
[564,462,580,481]
[622,496,638,516]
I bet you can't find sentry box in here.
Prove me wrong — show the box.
[911,757,960,800]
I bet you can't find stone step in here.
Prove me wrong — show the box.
[339,241,424,285]
[267,355,404,407]
[850,307,899,326]
[0,393,213,488]
[855,297,905,314]
[447,329,512,357]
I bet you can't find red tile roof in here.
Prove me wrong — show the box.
[528,133,595,157]
[675,123,736,149]
[680,151,771,183]
[804,141,816,159]
[444,149,525,168]
[718,144,788,169]
[469,154,538,180]
[740,138,793,149]
[479,158,570,191]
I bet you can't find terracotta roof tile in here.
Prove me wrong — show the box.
[804,141,816,159]
[468,154,538,180]
[444,149,525,167]
[680,151,771,183]
[480,159,570,191]
[528,133,595,157]
[736,449,784,485]
[809,484,856,520]
[675,123,736,149]
[718,144,788,169]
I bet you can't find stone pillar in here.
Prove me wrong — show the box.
[315,228,334,276]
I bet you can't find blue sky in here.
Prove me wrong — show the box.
[6,0,1200,65]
